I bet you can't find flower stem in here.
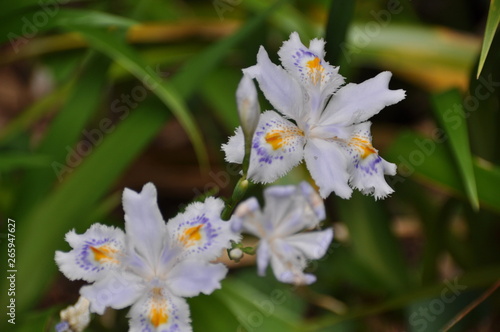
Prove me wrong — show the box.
[221,177,249,220]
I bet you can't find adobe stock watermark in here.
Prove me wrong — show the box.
[341,0,405,64]
[51,65,169,182]
[8,0,71,54]
[409,277,467,332]
[213,0,242,21]
[388,73,500,189]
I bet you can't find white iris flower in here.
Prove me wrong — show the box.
[232,182,333,285]
[223,32,406,199]
[55,183,238,332]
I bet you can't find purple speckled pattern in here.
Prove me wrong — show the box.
[175,213,220,255]
[76,238,121,273]
[290,48,334,86]
[252,119,302,167]
[137,292,182,332]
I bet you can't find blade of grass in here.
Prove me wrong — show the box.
[432,89,479,210]
[387,131,500,214]
[324,0,356,70]
[0,153,50,171]
[66,25,208,168]
[477,0,500,78]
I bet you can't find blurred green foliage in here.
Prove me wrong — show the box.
[0,0,499,331]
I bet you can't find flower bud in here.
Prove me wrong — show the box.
[228,247,244,262]
[236,74,260,139]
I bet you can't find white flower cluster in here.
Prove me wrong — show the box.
[55,32,404,332]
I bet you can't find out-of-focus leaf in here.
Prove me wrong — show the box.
[215,278,302,332]
[387,131,500,213]
[432,89,479,209]
[172,0,288,98]
[67,25,208,168]
[0,153,50,171]
[13,307,58,332]
[345,24,479,91]
[0,9,136,47]
[336,193,412,294]
[0,101,169,316]
[14,53,109,215]
[307,265,500,330]
[201,68,241,132]
[477,0,500,78]
[244,0,318,40]
[0,81,73,144]
[324,0,356,70]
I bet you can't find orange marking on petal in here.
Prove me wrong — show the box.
[90,245,118,263]
[148,288,169,327]
[149,305,168,327]
[179,224,203,247]
[265,130,285,150]
[265,128,304,151]
[306,57,324,85]
[350,136,377,159]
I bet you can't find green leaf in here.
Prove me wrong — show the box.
[0,100,169,317]
[0,153,50,171]
[66,25,208,168]
[201,68,241,132]
[477,0,500,78]
[432,89,479,210]
[172,0,288,98]
[386,131,500,214]
[215,278,302,332]
[0,81,73,145]
[13,52,110,216]
[335,193,412,294]
[0,9,136,47]
[324,0,356,68]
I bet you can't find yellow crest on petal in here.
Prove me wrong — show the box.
[179,224,203,247]
[349,136,377,159]
[90,245,118,263]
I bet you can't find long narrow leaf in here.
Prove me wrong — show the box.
[67,25,208,168]
[477,0,500,78]
[432,89,479,210]
[387,131,500,213]
[0,101,169,316]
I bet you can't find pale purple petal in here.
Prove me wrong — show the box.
[243,46,304,121]
[321,71,405,126]
[222,126,245,164]
[81,271,143,315]
[285,228,333,260]
[167,197,239,261]
[128,289,191,332]
[247,111,305,183]
[256,240,271,276]
[167,260,227,298]
[55,224,125,282]
[123,183,167,266]
[304,138,352,199]
[345,122,396,199]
